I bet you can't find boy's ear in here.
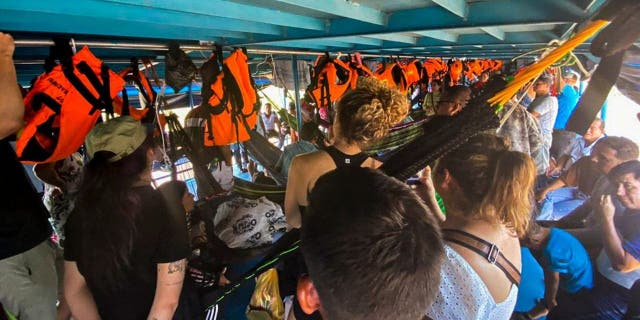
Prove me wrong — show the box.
[297,275,321,315]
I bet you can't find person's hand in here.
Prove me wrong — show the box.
[0,33,15,59]
[536,189,548,203]
[418,166,437,199]
[526,83,536,98]
[218,267,230,287]
[597,194,616,222]
[544,296,557,310]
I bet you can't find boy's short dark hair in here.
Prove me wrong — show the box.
[302,167,444,320]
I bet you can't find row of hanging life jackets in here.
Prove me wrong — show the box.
[307,55,504,111]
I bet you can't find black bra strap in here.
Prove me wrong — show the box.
[442,229,521,286]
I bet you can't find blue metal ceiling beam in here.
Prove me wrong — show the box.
[414,31,459,43]
[0,0,277,36]
[324,37,383,47]
[0,10,243,41]
[251,43,328,51]
[231,0,581,45]
[480,27,506,41]
[102,0,325,31]
[350,31,556,52]
[363,34,417,45]
[268,39,354,49]
[272,0,387,26]
[432,0,469,19]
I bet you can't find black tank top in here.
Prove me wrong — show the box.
[323,145,369,168]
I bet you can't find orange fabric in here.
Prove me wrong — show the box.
[403,60,422,87]
[310,58,356,110]
[464,60,483,82]
[18,46,125,164]
[448,60,463,85]
[113,66,156,120]
[489,60,503,72]
[374,62,407,92]
[423,58,448,82]
[205,49,258,146]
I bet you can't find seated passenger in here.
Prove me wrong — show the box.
[538,136,638,223]
[275,122,322,178]
[548,118,605,176]
[536,155,602,221]
[285,77,408,228]
[298,167,444,320]
[64,116,189,320]
[425,134,536,320]
[434,85,471,116]
[548,160,640,319]
[523,224,593,315]
[550,137,638,233]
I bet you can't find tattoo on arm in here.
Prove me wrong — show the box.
[167,260,185,274]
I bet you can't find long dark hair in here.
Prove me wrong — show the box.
[74,136,153,291]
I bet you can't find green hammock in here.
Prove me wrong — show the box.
[232,177,285,205]
[364,120,426,155]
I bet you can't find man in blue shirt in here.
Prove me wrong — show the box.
[549,160,640,319]
[554,71,581,130]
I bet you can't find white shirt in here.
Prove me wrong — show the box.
[261,112,278,131]
[596,251,640,289]
[426,245,518,320]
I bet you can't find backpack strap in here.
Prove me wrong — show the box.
[442,229,521,286]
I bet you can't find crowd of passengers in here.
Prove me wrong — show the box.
[1,31,639,320]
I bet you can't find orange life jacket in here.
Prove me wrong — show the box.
[464,60,483,82]
[113,59,156,121]
[18,45,125,164]
[205,48,259,146]
[423,58,448,82]
[403,59,423,87]
[448,60,463,85]
[490,60,503,72]
[308,55,356,111]
[374,62,408,92]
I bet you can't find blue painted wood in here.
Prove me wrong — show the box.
[0,9,244,41]
[231,0,579,45]
[0,0,278,36]
[102,0,326,31]
[273,0,386,25]
[432,0,469,18]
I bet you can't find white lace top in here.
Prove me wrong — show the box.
[426,245,518,320]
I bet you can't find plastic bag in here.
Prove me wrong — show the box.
[213,196,289,249]
[246,268,284,320]
[165,42,197,92]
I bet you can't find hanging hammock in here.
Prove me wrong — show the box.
[242,130,287,185]
[364,119,427,155]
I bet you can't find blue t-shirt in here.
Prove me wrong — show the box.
[554,85,580,129]
[615,209,640,261]
[515,248,546,319]
[543,228,594,293]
